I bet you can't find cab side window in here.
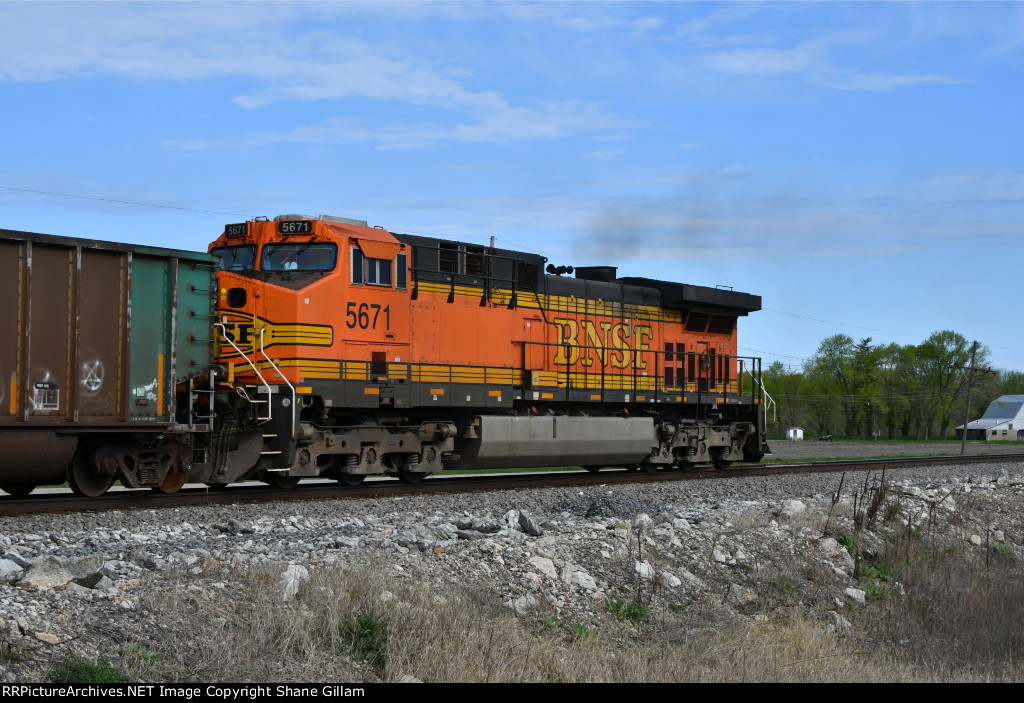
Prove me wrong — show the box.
[352,247,408,289]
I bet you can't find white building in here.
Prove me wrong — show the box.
[785,427,804,441]
[956,394,1024,441]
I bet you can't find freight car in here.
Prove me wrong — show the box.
[0,216,769,497]
[0,228,214,497]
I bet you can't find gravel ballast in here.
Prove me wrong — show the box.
[1,441,1022,682]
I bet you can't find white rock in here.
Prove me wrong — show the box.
[844,587,866,604]
[511,594,538,615]
[0,560,23,585]
[658,571,682,589]
[570,570,597,590]
[634,561,655,579]
[825,611,852,636]
[279,564,309,602]
[780,499,806,518]
[528,556,558,580]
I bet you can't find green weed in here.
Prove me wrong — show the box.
[836,532,855,553]
[47,655,135,684]
[995,543,1016,559]
[570,623,598,645]
[777,575,801,596]
[123,642,159,672]
[340,609,389,674]
[605,597,651,626]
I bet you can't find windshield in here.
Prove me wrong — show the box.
[261,243,337,272]
[211,245,256,271]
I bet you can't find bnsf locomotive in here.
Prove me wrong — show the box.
[0,215,769,497]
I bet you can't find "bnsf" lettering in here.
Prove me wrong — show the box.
[550,318,653,370]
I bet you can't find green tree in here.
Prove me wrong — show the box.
[916,332,989,439]
[805,335,879,438]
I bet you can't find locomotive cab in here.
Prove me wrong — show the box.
[206,215,444,487]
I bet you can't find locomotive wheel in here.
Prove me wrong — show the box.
[640,463,658,473]
[386,453,429,484]
[68,445,115,498]
[336,472,366,487]
[263,473,301,489]
[328,456,366,486]
[0,482,36,497]
[709,448,734,471]
[397,468,428,484]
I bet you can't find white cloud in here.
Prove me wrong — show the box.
[261,97,643,149]
[0,4,642,147]
[582,149,624,161]
[696,29,964,92]
[822,72,965,91]
[702,46,816,75]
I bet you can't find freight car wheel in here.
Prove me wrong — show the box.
[0,483,35,497]
[584,466,603,473]
[153,471,188,494]
[709,448,734,471]
[68,445,115,498]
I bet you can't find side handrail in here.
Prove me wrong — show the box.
[213,323,273,422]
[257,327,297,441]
[744,367,777,423]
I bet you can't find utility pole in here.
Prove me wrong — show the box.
[959,341,982,456]
[957,345,999,453]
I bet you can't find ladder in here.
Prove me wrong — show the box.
[213,324,297,469]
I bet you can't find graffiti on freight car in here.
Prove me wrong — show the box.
[549,318,654,370]
[80,359,104,393]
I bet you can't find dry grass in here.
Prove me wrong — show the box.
[103,552,1015,683]
[88,473,1024,683]
[856,537,1024,677]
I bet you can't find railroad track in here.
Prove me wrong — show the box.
[2,453,1022,515]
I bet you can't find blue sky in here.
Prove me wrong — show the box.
[2,1,1022,372]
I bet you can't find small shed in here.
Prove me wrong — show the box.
[785,427,804,441]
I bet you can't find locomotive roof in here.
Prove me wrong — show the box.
[618,277,761,316]
[391,231,547,268]
[388,230,759,315]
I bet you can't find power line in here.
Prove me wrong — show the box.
[762,308,1024,356]
[762,308,921,339]
[0,185,245,217]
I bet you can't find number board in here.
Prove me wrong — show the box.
[277,220,313,234]
[225,222,248,237]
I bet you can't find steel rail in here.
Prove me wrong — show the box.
[1,453,1022,516]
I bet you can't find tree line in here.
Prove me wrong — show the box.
[762,331,1024,440]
